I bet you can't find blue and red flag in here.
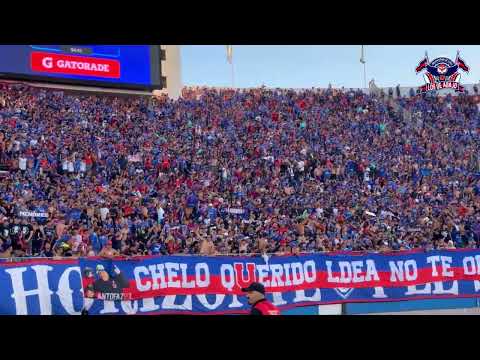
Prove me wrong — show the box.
[456,53,469,72]
[416,57,429,73]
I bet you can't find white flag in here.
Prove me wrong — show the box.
[226,45,233,64]
[360,45,366,64]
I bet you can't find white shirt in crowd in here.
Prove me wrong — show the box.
[72,234,82,251]
[364,168,370,182]
[62,160,68,171]
[157,206,165,223]
[297,161,305,172]
[80,161,86,173]
[99,207,110,221]
[222,168,228,180]
[67,161,74,173]
[19,157,27,170]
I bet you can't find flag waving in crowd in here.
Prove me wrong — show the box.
[456,50,469,72]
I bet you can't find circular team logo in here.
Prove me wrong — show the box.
[415,51,469,93]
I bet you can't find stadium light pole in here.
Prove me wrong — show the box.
[226,45,235,88]
[360,45,367,89]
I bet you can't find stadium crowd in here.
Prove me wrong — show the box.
[1,82,480,259]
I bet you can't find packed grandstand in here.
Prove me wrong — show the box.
[1,81,480,260]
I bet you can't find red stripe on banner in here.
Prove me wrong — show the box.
[91,266,480,300]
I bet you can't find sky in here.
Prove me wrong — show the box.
[181,45,480,89]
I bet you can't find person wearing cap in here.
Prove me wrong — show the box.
[82,267,95,294]
[241,282,281,315]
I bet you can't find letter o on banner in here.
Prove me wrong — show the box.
[57,266,83,315]
[303,260,316,283]
[463,256,476,275]
[196,294,226,310]
[195,263,210,288]
[404,260,418,281]
[220,264,235,291]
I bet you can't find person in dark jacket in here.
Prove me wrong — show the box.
[93,264,129,300]
[241,282,280,315]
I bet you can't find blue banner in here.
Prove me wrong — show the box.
[1,250,480,314]
[78,250,480,301]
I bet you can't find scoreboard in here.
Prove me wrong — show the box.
[0,45,162,91]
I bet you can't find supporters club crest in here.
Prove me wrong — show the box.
[334,287,355,299]
[415,51,469,93]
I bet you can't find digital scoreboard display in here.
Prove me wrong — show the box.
[0,45,162,91]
